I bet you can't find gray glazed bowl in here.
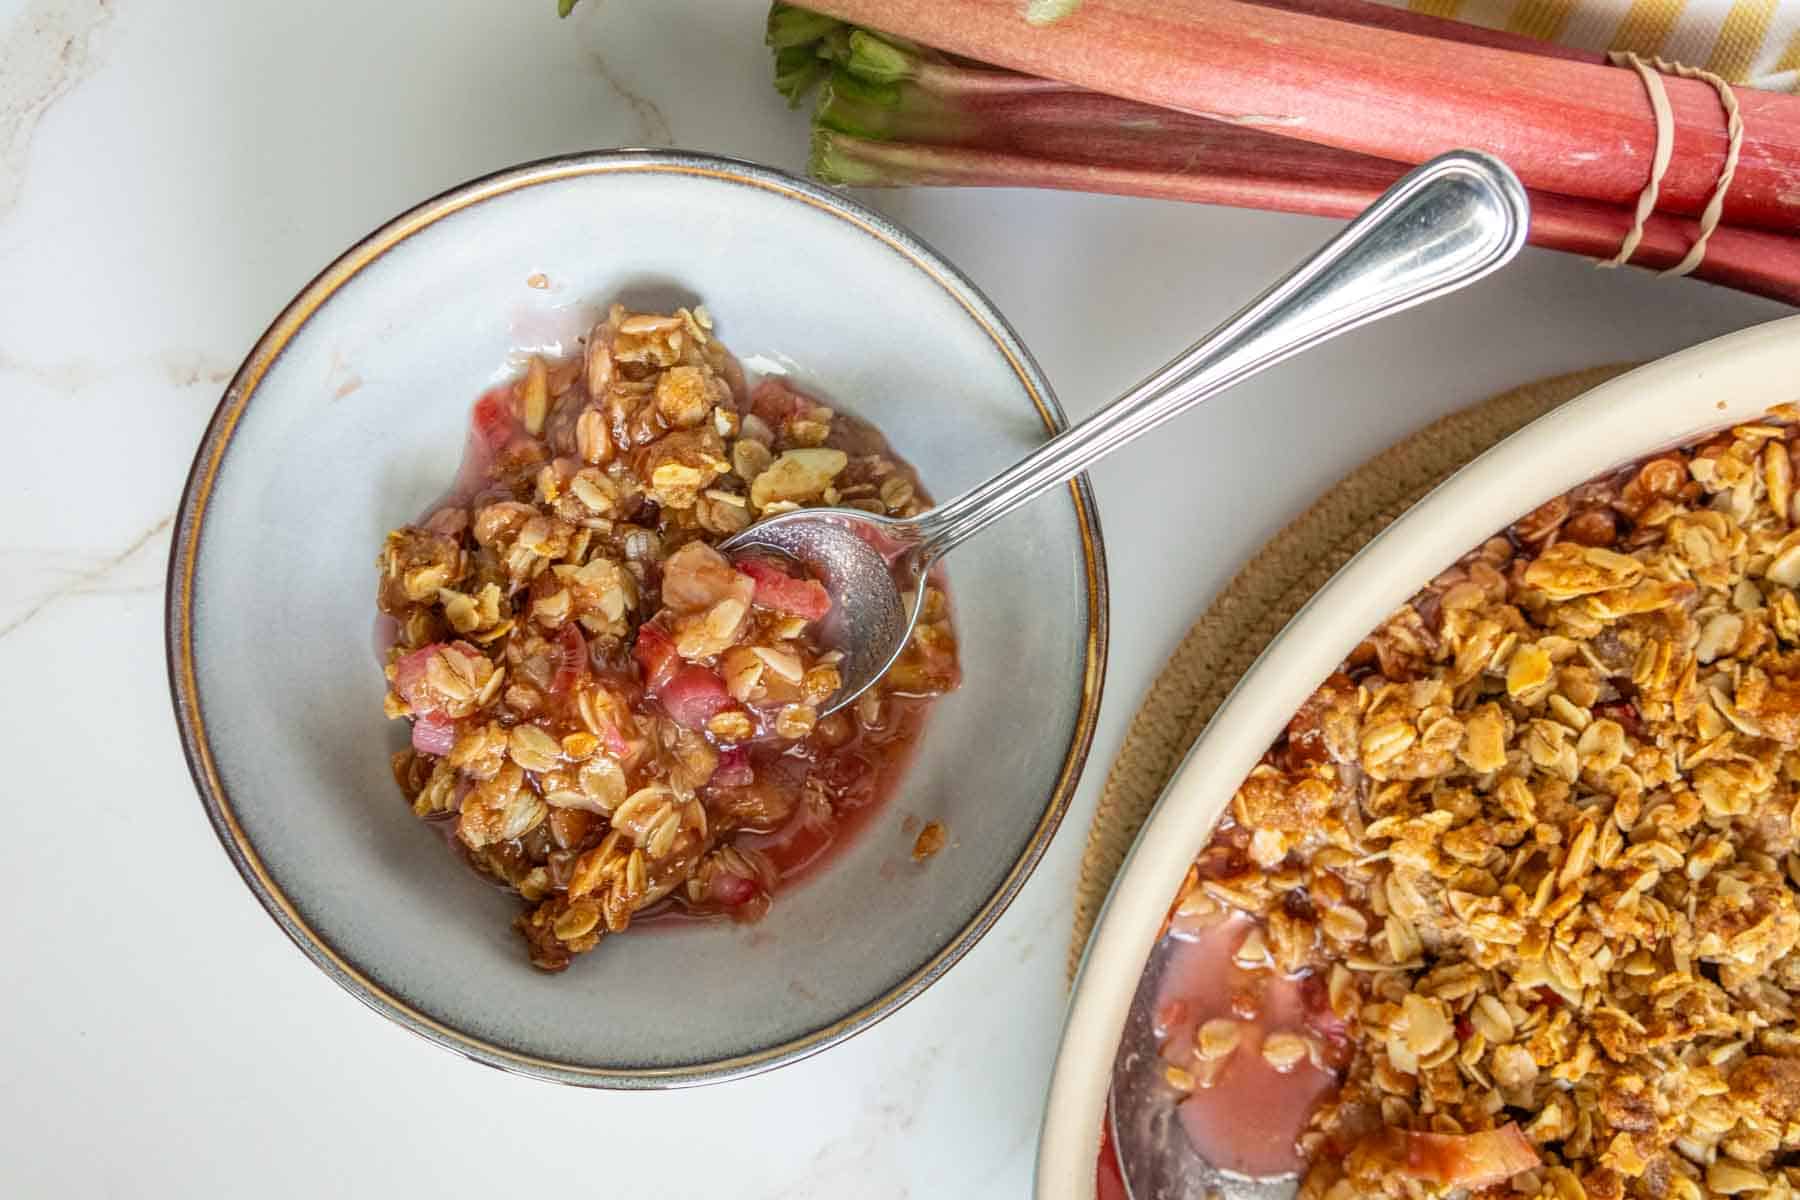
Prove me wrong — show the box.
[167,151,1107,1087]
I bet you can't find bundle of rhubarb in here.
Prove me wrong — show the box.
[765,0,1800,303]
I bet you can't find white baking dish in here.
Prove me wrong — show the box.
[1036,314,1800,1198]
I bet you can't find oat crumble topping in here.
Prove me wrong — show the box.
[1166,406,1800,1200]
[377,303,958,970]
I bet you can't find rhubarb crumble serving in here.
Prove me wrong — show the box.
[377,303,958,971]
[1151,410,1800,1200]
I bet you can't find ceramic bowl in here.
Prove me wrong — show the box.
[1035,314,1800,1195]
[167,151,1106,1087]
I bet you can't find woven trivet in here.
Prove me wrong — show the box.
[1067,364,1637,979]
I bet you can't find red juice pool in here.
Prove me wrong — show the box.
[1151,914,1344,1179]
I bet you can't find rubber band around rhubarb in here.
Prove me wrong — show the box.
[1603,51,1744,277]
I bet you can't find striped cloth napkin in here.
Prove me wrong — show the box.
[1385,0,1800,89]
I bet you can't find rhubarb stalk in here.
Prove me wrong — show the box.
[777,11,1800,302]
[789,0,1800,234]
[1242,0,1602,64]
[814,130,1800,302]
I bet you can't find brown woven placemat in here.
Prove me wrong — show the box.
[1067,364,1637,979]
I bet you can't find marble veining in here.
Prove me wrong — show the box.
[0,514,172,641]
[0,347,234,394]
[779,1045,944,1200]
[576,8,673,146]
[0,0,112,220]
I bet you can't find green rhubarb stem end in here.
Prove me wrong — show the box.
[844,29,920,84]
[768,5,935,107]
[814,68,907,139]
[810,129,891,187]
[774,45,829,106]
[766,3,842,49]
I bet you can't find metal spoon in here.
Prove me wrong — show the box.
[1110,938,1303,1200]
[723,151,1530,717]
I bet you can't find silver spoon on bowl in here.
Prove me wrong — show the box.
[723,151,1530,718]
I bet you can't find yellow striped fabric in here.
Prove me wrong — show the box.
[1390,0,1800,89]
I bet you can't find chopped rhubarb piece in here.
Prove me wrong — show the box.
[1596,699,1645,739]
[551,623,587,694]
[1097,1120,1129,1200]
[633,621,681,693]
[750,377,808,426]
[709,870,759,907]
[411,711,457,755]
[470,386,517,452]
[1392,1125,1540,1189]
[393,642,486,715]
[849,517,910,563]
[393,645,435,709]
[738,556,832,620]
[658,664,734,730]
[598,721,631,761]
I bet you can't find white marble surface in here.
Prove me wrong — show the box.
[0,1,1787,1195]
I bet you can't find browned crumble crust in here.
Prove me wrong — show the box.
[1170,406,1800,1199]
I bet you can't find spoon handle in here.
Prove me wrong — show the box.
[910,151,1530,563]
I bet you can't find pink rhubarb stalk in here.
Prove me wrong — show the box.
[778,9,1800,301]
[813,129,1800,303]
[794,0,1800,233]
